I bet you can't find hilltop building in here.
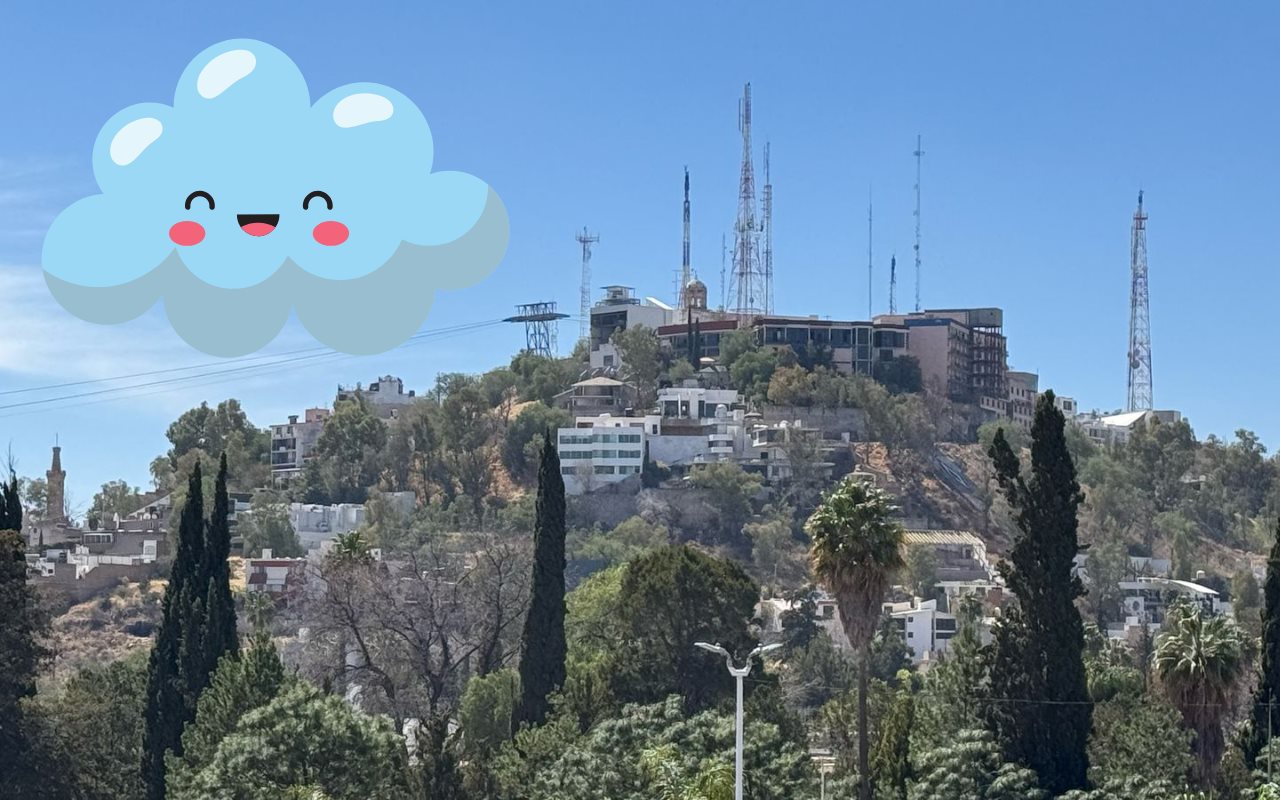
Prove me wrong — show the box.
[270,407,331,482]
[336,375,418,419]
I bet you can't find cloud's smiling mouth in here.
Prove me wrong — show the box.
[237,213,279,236]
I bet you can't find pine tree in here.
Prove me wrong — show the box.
[199,453,237,686]
[1247,519,1280,767]
[986,391,1091,795]
[514,435,567,730]
[167,628,287,796]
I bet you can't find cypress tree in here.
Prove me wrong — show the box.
[0,473,48,798]
[986,391,1091,795]
[514,434,567,729]
[1246,519,1280,767]
[0,471,20,531]
[199,453,238,684]
[142,461,206,800]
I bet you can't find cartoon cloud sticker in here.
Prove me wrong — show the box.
[42,39,509,356]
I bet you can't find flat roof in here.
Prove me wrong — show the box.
[904,530,985,548]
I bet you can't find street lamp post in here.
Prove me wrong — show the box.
[694,641,782,800]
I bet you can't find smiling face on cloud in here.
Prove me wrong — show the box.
[42,39,508,356]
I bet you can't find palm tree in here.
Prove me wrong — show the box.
[1154,600,1246,788]
[806,477,905,800]
[641,745,733,800]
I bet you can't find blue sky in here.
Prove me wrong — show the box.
[1,2,1278,509]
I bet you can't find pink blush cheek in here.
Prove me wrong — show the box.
[169,221,205,246]
[313,221,349,246]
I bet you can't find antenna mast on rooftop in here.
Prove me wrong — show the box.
[576,227,599,346]
[889,254,898,315]
[729,83,767,317]
[720,233,727,311]
[680,167,692,308]
[867,193,873,319]
[913,134,924,312]
[762,141,774,315]
[1127,191,1153,411]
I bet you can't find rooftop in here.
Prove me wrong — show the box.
[903,530,985,548]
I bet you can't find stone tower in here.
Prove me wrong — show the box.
[46,445,66,522]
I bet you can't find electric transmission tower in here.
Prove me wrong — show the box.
[1127,191,1152,411]
[913,134,924,312]
[729,83,767,317]
[577,227,599,346]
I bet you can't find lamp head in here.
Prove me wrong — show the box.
[694,641,729,658]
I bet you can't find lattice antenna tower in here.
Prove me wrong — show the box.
[729,83,766,316]
[1127,191,1153,411]
[913,134,924,312]
[762,141,774,315]
[680,167,692,307]
[889,254,897,315]
[576,227,599,345]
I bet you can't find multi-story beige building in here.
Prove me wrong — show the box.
[876,307,1008,411]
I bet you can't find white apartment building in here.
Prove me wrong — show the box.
[885,598,960,664]
[557,416,650,495]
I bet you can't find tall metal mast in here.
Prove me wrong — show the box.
[762,142,774,315]
[680,167,692,307]
[729,83,765,317]
[867,194,873,319]
[1127,191,1152,411]
[889,254,898,315]
[576,226,599,346]
[913,134,924,312]
[720,233,727,311]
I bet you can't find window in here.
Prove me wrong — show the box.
[907,631,914,639]
[603,354,615,367]
[822,605,835,619]
[597,450,618,459]
[561,466,576,475]
[594,465,616,475]
[598,433,616,443]
[619,434,641,443]
[619,450,643,459]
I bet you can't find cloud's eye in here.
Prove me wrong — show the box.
[303,190,333,211]
[185,190,215,211]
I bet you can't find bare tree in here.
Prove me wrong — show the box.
[295,532,530,770]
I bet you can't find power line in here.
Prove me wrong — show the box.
[0,318,508,416]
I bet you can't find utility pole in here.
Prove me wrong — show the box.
[576,227,599,347]
[1127,191,1152,410]
[913,134,924,312]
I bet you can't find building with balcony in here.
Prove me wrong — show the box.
[270,407,331,481]
[554,376,638,418]
[588,286,674,349]
[557,417,649,495]
[1007,370,1039,429]
[875,307,1008,409]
